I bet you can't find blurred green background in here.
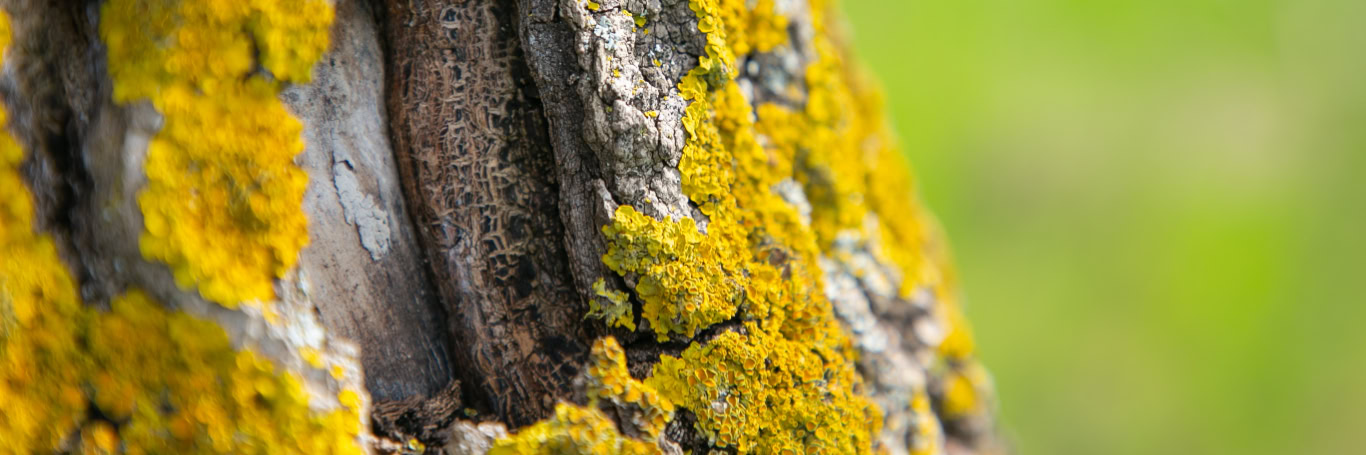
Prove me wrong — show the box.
[840,1,1366,454]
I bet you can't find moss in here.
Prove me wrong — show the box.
[101,0,333,308]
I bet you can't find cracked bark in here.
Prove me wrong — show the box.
[2,0,1000,453]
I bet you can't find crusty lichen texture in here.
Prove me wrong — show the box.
[1,4,364,453]
[101,0,334,308]
[491,338,672,454]
[582,0,995,453]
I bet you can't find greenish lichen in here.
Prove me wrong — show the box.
[590,278,637,331]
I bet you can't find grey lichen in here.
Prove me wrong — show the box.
[333,159,393,260]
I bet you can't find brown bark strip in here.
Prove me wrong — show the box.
[284,0,457,410]
[378,0,592,431]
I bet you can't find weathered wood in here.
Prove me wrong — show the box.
[284,0,458,412]
[378,0,592,433]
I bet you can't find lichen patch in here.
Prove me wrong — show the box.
[101,0,334,308]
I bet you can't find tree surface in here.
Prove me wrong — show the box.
[0,0,1002,454]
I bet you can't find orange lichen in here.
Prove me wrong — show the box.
[101,0,333,308]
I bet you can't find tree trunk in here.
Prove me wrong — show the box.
[0,0,1002,454]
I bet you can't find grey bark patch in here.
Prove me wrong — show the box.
[333,159,392,260]
[285,0,456,404]
[555,0,701,223]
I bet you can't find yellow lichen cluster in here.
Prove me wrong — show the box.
[593,0,890,452]
[591,0,998,450]
[583,337,674,440]
[716,0,787,56]
[492,337,670,454]
[1,5,362,453]
[649,326,882,453]
[0,11,93,449]
[100,0,334,307]
[601,206,741,339]
[750,0,993,424]
[85,291,364,454]
[908,389,944,455]
[490,403,660,455]
[0,287,365,453]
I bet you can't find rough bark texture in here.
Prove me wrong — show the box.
[378,0,592,434]
[0,0,1002,453]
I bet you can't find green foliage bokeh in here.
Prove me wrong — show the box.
[842,1,1366,454]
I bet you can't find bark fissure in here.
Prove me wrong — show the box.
[378,0,594,432]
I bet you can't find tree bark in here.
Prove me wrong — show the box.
[0,0,1002,454]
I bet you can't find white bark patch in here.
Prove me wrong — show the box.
[332,160,392,260]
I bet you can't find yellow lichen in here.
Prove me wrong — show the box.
[601,206,741,340]
[592,0,995,450]
[649,326,882,453]
[592,0,894,452]
[908,389,945,455]
[101,0,333,308]
[583,338,674,440]
[2,5,362,453]
[492,337,673,454]
[748,0,993,428]
[0,10,92,448]
[490,403,661,455]
[939,361,991,420]
[87,291,364,454]
[2,112,358,455]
